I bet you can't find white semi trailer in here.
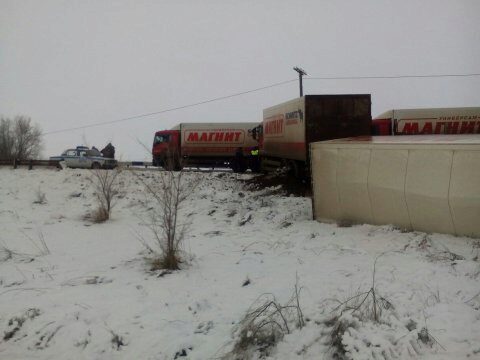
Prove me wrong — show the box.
[152,122,258,170]
[310,135,480,237]
[372,107,480,135]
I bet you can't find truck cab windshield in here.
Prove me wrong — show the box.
[154,134,171,144]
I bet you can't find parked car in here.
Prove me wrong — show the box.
[50,146,117,169]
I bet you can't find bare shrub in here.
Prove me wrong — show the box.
[331,253,393,323]
[89,169,122,223]
[6,229,51,258]
[0,116,43,160]
[92,206,110,223]
[0,230,48,262]
[110,330,126,350]
[33,187,47,205]
[3,308,41,341]
[223,281,304,359]
[0,243,14,262]
[324,253,398,358]
[134,162,200,271]
[323,313,360,358]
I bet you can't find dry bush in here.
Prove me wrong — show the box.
[89,169,122,223]
[3,308,41,341]
[223,281,304,359]
[33,187,47,205]
[0,230,49,262]
[92,206,110,223]
[331,253,393,323]
[323,253,398,358]
[134,162,200,271]
[323,313,360,358]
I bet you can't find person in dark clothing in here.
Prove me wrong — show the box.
[101,143,115,159]
[232,147,246,173]
[249,146,260,173]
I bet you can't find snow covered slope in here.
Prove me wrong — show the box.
[0,168,478,359]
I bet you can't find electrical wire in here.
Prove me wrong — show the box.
[307,73,480,80]
[42,79,297,135]
[42,72,480,135]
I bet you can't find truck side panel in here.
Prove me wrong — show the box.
[310,135,480,237]
[261,95,371,162]
[179,122,257,158]
[262,98,306,161]
[373,107,480,135]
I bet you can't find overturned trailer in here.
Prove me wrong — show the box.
[310,135,480,237]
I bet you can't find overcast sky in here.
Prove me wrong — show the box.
[1,0,479,160]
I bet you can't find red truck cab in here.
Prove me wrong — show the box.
[152,129,181,168]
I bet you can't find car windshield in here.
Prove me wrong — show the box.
[63,149,77,156]
[154,134,170,144]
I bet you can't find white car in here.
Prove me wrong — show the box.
[50,146,117,169]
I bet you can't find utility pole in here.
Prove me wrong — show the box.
[293,66,307,97]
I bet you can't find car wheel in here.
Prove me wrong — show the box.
[91,162,101,169]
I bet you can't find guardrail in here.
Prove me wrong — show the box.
[0,159,155,170]
[0,159,60,169]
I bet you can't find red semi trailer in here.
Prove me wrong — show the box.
[152,122,258,170]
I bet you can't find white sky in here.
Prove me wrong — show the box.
[1,0,479,160]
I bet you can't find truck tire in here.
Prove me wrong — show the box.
[287,160,305,179]
[91,162,101,169]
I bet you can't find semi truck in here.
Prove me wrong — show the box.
[251,94,372,177]
[152,122,258,170]
[371,107,480,135]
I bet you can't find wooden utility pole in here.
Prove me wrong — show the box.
[293,66,307,97]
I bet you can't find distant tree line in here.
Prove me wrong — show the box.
[0,116,43,160]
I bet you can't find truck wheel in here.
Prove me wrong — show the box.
[287,160,304,179]
[91,162,101,169]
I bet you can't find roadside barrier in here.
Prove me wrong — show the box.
[0,159,60,169]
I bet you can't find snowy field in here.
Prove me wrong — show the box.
[0,167,479,360]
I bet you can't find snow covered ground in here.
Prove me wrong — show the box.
[0,167,479,360]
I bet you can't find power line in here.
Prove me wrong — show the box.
[42,72,480,136]
[42,79,297,135]
[307,73,480,80]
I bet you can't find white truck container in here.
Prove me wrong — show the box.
[372,107,480,135]
[178,122,257,157]
[310,135,480,237]
[152,122,258,170]
[259,95,372,176]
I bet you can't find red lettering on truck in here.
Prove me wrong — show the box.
[264,116,284,137]
[399,120,480,134]
[187,132,199,142]
[401,122,420,134]
[184,130,245,144]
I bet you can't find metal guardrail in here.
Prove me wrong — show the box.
[0,159,154,169]
[0,159,60,169]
